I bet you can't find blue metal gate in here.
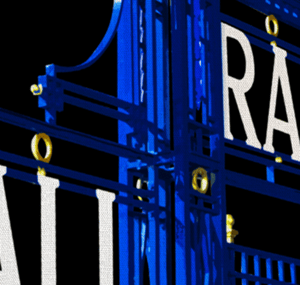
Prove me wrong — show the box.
[0,0,299,284]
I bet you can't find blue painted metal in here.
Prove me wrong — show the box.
[0,0,299,284]
[228,243,300,284]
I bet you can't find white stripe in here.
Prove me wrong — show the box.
[0,165,21,285]
[38,174,59,285]
[96,190,115,285]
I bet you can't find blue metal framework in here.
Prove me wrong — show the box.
[0,0,300,284]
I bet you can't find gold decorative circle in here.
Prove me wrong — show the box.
[31,133,52,163]
[192,167,209,194]
[265,15,279,37]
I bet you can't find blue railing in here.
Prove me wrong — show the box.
[228,243,300,284]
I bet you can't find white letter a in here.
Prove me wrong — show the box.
[0,165,21,285]
[263,44,300,162]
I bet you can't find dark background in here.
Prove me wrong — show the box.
[2,0,299,284]
[3,1,117,284]
[222,0,300,266]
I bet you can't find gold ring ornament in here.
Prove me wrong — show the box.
[30,84,43,96]
[31,133,53,163]
[192,167,209,194]
[265,14,279,37]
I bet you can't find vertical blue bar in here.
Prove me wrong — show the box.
[128,209,134,282]
[201,212,211,285]
[158,179,167,284]
[187,0,194,115]
[118,0,134,283]
[170,0,192,282]
[241,252,248,285]
[144,0,159,283]
[206,213,212,284]
[193,0,201,113]
[146,166,158,284]
[140,217,147,282]
[266,258,272,285]
[199,8,207,125]
[278,260,284,282]
[133,217,141,284]
[254,255,260,285]
[290,263,296,284]
[190,210,196,284]
[229,249,236,284]
[266,166,275,183]
[146,0,157,155]
[209,0,228,282]
[155,1,164,133]
[132,0,140,107]
[118,160,130,284]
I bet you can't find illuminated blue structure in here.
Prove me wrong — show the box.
[0,0,299,284]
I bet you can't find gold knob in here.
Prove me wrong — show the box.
[226,214,239,243]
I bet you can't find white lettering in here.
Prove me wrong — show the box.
[263,44,300,161]
[96,190,115,285]
[38,174,60,285]
[0,165,21,285]
[222,22,261,149]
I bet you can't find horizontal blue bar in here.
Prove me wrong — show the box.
[188,119,218,135]
[189,190,218,202]
[63,94,130,122]
[246,32,300,65]
[235,0,300,29]
[53,77,132,109]
[0,107,154,162]
[227,243,300,265]
[230,271,290,285]
[115,195,155,211]
[188,152,220,171]
[225,138,300,168]
[0,149,154,199]
[221,13,300,57]
[226,170,300,204]
[225,145,300,177]
[6,167,98,198]
[189,202,219,215]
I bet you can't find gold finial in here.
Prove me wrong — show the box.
[31,133,53,176]
[270,41,277,47]
[192,167,209,194]
[30,84,43,96]
[226,214,239,243]
[37,166,46,176]
[275,156,282,163]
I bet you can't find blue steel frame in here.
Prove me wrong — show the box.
[0,0,299,284]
